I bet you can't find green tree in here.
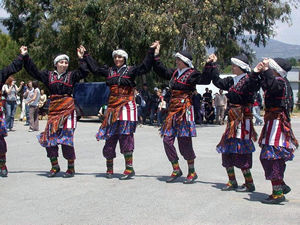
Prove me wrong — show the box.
[1,0,298,83]
[0,32,30,83]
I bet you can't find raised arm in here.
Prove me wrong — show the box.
[129,43,156,76]
[152,42,176,80]
[70,47,91,83]
[192,55,219,85]
[21,46,49,85]
[80,46,109,77]
[0,54,24,84]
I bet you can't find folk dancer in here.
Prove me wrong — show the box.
[21,46,89,178]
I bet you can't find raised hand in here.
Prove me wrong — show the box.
[207,54,217,63]
[152,41,160,56]
[20,46,28,55]
[77,45,86,59]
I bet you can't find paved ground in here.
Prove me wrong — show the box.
[1,117,300,225]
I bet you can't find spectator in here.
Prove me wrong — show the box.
[214,89,227,125]
[157,89,166,126]
[23,81,34,126]
[19,83,28,121]
[149,88,160,125]
[205,102,215,124]
[135,89,143,125]
[2,76,24,131]
[192,90,203,124]
[38,89,47,120]
[140,83,151,124]
[203,87,212,104]
[27,80,40,132]
[252,91,263,125]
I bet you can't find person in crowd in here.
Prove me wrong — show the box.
[0,52,24,177]
[203,87,212,104]
[192,90,202,124]
[19,83,27,121]
[213,54,260,192]
[252,91,263,125]
[38,89,47,120]
[134,89,144,125]
[23,81,34,126]
[21,45,89,178]
[80,42,157,180]
[149,88,160,125]
[140,83,151,124]
[255,58,298,204]
[2,77,24,131]
[153,41,218,184]
[157,89,167,127]
[205,102,215,124]
[214,89,227,125]
[26,80,41,132]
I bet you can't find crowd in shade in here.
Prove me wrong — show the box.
[133,85,263,127]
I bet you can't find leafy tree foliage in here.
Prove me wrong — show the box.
[1,0,298,83]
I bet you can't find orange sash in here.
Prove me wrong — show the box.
[101,85,135,128]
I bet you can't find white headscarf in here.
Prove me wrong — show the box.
[112,49,128,61]
[268,58,287,78]
[53,54,69,66]
[231,57,251,73]
[174,52,194,68]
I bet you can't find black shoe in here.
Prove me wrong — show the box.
[166,170,183,183]
[119,170,135,180]
[221,181,238,191]
[261,195,286,204]
[48,167,60,178]
[0,166,8,177]
[236,183,255,192]
[183,173,198,184]
[282,185,291,194]
[106,172,113,179]
[63,170,75,178]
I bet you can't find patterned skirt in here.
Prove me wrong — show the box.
[260,145,294,161]
[160,119,196,137]
[217,138,255,154]
[96,120,137,140]
[0,117,7,137]
[38,128,75,147]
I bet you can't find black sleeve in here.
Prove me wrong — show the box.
[71,58,90,84]
[190,62,219,85]
[260,69,285,94]
[245,71,261,93]
[130,48,155,77]
[83,53,109,77]
[212,73,234,91]
[153,56,176,80]
[0,55,24,83]
[23,54,49,85]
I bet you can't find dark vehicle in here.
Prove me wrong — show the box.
[73,82,110,119]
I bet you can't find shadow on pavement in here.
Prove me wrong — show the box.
[196,180,225,190]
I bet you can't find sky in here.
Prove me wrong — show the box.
[0,4,300,45]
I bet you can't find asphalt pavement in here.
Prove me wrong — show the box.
[1,117,300,225]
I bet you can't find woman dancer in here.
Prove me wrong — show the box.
[255,58,298,204]
[0,52,24,177]
[80,42,157,179]
[153,42,218,184]
[213,54,260,192]
[21,46,89,178]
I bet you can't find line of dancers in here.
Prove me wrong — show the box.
[0,41,298,204]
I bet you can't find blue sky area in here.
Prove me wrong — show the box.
[0,3,299,45]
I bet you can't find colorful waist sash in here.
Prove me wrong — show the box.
[40,95,75,143]
[217,104,257,148]
[101,85,135,129]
